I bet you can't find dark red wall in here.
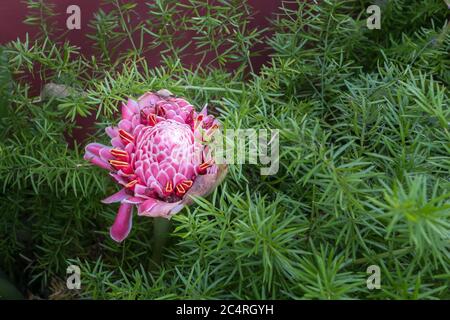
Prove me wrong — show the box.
[0,1,284,145]
[0,0,282,73]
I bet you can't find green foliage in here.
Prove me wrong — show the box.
[0,0,449,299]
[0,47,13,119]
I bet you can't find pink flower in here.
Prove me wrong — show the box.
[84,90,227,242]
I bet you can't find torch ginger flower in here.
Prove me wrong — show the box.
[84,90,226,242]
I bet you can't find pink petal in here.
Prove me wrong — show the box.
[131,114,141,128]
[134,166,145,182]
[156,152,165,163]
[132,124,145,136]
[137,198,158,215]
[105,127,118,138]
[149,162,159,179]
[172,115,184,123]
[149,181,163,197]
[156,170,169,187]
[173,173,186,185]
[101,188,130,204]
[138,199,183,217]
[180,163,195,179]
[84,151,111,171]
[111,137,124,148]
[118,119,132,132]
[151,201,184,217]
[122,99,139,120]
[164,166,176,181]
[110,173,128,185]
[99,147,114,162]
[165,110,177,120]
[128,98,139,112]
[110,203,133,242]
[138,92,160,108]
[125,142,135,154]
[181,164,227,206]
[86,143,107,156]
[170,97,189,108]
[123,196,145,204]
[134,184,151,199]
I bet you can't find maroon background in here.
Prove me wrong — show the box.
[0,0,284,144]
[0,0,283,73]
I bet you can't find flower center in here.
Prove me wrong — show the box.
[137,120,194,160]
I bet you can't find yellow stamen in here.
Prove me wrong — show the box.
[109,159,129,170]
[125,179,138,188]
[199,161,212,170]
[181,180,193,188]
[165,181,173,193]
[148,113,157,126]
[119,129,134,144]
[110,148,128,158]
[176,184,186,195]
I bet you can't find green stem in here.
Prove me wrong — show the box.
[151,218,172,266]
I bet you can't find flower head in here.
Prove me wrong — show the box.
[84,90,226,242]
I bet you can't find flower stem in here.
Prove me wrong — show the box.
[151,217,172,266]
